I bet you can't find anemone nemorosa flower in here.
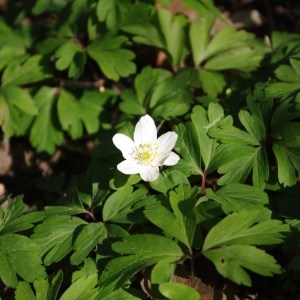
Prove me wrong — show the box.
[112,115,180,182]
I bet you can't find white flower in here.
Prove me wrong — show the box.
[112,115,180,182]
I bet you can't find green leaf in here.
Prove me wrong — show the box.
[156,9,186,67]
[159,282,200,300]
[189,15,215,66]
[198,69,226,96]
[0,234,46,288]
[151,259,175,284]
[119,89,146,115]
[100,234,183,291]
[72,259,97,283]
[290,55,300,74]
[69,0,88,23]
[1,211,44,235]
[87,34,136,81]
[189,17,266,71]
[78,90,106,134]
[191,103,223,172]
[275,64,299,83]
[121,8,186,67]
[149,170,189,194]
[204,42,266,71]
[145,203,190,246]
[183,0,219,16]
[238,110,265,143]
[1,86,38,115]
[0,21,26,70]
[16,271,63,300]
[0,195,25,231]
[57,89,83,139]
[15,282,36,300]
[208,110,269,188]
[273,143,296,187]
[0,86,37,136]
[29,87,64,154]
[32,0,62,15]
[97,0,130,31]
[120,66,193,118]
[150,68,193,118]
[45,270,64,300]
[209,116,259,146]
[102,187,148,223]
[145,185,199,249]
[203,245,282,286]
[174,122,202,176]
[99,288,144,300]
[1,55,51,87]
[281,122,300,148]
[212,144,249,179]
[45,206,86,216]
[265,55,300,98]
[0,195,44,234]
[55,40,86,79]
[31,215,86,266]
[206,183,268,213]
[121,12,164,49]
[58,89,106,139]
[202,210,288,251]
[0,93,9,132]
[60,274,98,300]
[205,28,266,71]
[71,222,107,265]
[265,82,300,99]
[119,2,153,28]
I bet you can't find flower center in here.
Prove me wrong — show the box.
[133,143,158,165]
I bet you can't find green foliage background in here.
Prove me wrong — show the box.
[1,0,300,299]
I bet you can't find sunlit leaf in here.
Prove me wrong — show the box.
[0,234,46,288]
[31,215,86,266]
[1,55,51,87]
[87,34,136,81]
[29,87,64,154]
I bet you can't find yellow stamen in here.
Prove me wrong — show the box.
[133,143,158,165]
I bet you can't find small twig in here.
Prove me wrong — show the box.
[54,78,105,90]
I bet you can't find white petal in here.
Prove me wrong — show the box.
[134,115,157,145]
[157,132,178,154]
[163,152,180,166]
[112,133,135,160]
[139,166,160,182]
[117,160,141,175]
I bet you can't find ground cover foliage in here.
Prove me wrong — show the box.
[1,0,300,299]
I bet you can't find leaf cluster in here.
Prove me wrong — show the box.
[1,0,300,299]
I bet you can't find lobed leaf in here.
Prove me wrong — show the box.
[203,245,282,286]
[29,87,64,154]
[55,40,86,79]
[0,234,46,288]
[87,34,136,81]
[100,234,184,291]
[174,122,202,176]
[31,215,86,266]
[206,183,268,213]
[71,222,107,265]
[159,282,200,300]
[202,210,289,251]
[1,55,51,87]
